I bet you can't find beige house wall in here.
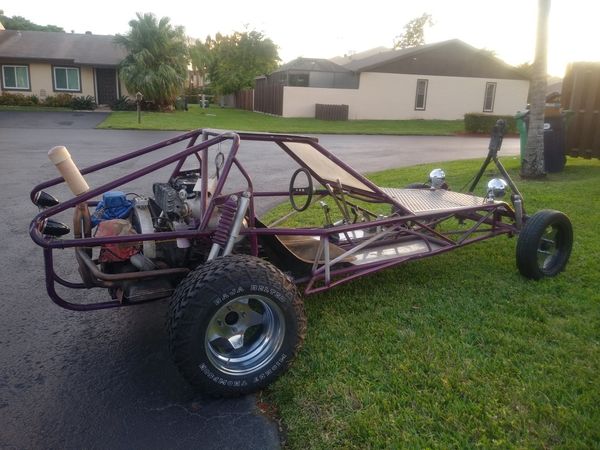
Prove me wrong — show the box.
[282,73,529,120]
[26,63,96,98]
[1,62,128,100]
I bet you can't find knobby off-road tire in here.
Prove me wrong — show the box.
[168,255,306,397]
[516,209,573,280]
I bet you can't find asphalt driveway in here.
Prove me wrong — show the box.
[0,110,110,129]
[0,111,519,449]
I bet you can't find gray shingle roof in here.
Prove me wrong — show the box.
[344,40,454,72]
[342,39,525,80]
[275,57,351,73]
[0,30,126,66]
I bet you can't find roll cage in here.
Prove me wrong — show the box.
[30,125,521,310]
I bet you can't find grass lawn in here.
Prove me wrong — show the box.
[97,104,464,135]
[261,156,600,449]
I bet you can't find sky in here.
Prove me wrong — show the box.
[3,0,599,77]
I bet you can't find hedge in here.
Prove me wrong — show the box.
[0,92,96,110]
[464,113,517,134]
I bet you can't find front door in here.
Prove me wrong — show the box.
[96,68,118,105]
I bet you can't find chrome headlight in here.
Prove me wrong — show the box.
[429,168,446,189]
[487,178,508,198]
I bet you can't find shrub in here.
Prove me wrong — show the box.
[71,95,97,110]
[111,95,136,111]
[0,92,35,106]
[44,93,73,107]
[464,113,517,134]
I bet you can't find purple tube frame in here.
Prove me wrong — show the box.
[29,128,519,311]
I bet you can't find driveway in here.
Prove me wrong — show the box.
[0,112,519,449]
[0,110,109,129]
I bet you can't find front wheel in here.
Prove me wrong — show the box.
[516,209,573,279]
[168,255,306,397]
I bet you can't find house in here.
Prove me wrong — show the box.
[255,39,529,120]
[268,58,359,89]
[329,46,390,66]
[0,27,128,104]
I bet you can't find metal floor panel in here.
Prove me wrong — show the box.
[380,187,486,214]
[351,239,442,265]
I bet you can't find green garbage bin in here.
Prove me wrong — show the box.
[515,110,529,163]
[515,108,568,173]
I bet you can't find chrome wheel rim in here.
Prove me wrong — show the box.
[205,295,285,376]
[537,225,559,270]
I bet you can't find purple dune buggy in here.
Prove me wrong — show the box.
[30,120,572,396]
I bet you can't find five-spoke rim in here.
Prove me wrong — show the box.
[205,295,285,375]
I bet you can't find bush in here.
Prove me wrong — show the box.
[0,92,35,106]
[111,95,136,111]
[0,92,96,109]
[44,93,73,107]
[464,113,517,134]
[71,95,97,110]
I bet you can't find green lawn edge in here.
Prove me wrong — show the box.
[96,104,465,136]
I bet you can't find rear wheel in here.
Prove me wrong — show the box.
[168,255,306,397]
[516,209,573,279]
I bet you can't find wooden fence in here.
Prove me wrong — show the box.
[254,78,284,115]
[561,62,600,159]
[235,89,254,111]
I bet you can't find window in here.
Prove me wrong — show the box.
[53,67,81,91]
[289,73,309,87]
[483,82,497,112]
[2,65,30,90]
[414,79,428,110]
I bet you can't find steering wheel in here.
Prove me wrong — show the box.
[289,168,314,212]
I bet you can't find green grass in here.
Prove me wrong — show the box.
[263,156,600,449]
[0,105,72,112]
[97,104,464,135]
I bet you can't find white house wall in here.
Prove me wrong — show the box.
[282,86,360,117]
[282,73,529,120]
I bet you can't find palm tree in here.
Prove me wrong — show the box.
[521,0,550,178]
[115,13,188,109]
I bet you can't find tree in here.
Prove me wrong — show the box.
[516,62,534,80]
[393,13,433,49]
[189,37,213,88]
[0,10,64,32]
[115,13,188,108]
[206,30,279,95]
[521,0,550,178]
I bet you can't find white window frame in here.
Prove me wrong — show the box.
[483,82,497,112]
[414,79,428,111]
[2,65,30,90]
[53,66,81,92]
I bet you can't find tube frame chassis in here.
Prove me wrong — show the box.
[30,126,521,311]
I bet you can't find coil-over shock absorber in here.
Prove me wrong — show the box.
[207,192,250,261]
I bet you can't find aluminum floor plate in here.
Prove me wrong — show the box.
[380,188,486,214]
[351,239,442,265]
